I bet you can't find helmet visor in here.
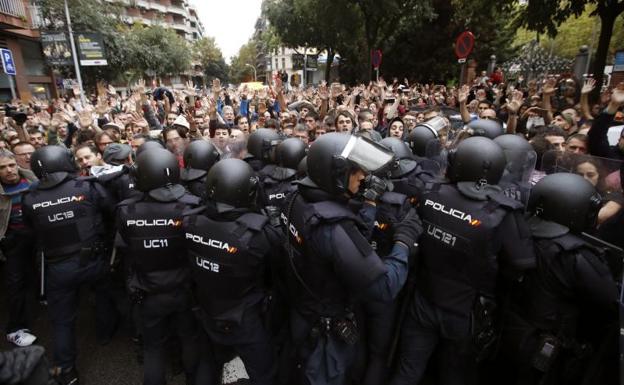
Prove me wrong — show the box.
[340,135,395,173]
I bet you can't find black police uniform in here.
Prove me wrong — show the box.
[359,192,413,385]
[184,203,280,385]
[497,229,618,385]
[280,179,413,385]
[22,174,118,373]
[260,166,297,209]
[116,191,204,385]
[97,165,143,203]
[390,181,535,385]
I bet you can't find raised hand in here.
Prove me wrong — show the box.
[318,81,329,100]
[78,110,93,129]
[212,78,221,94]
[506,89,525,114]
[542,77,557,95]
[611,82,624,105]
[581,78,596,95]
[457,85,470,104]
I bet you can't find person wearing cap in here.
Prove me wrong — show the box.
[95,143,142,203]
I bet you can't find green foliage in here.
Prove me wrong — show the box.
[193,37,229,82]
[124,24,192,77]
[514,6,624,62]
[37,0,129,83]
[229,42,258,83]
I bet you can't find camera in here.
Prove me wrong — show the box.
[2,104,27,126]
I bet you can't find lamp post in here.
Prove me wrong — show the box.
[64,0,85,106]
[245,63,257,82]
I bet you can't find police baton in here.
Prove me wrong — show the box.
[39,251,46,303]
[109,247,117,268]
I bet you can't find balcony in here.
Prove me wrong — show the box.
[0,0,26,18]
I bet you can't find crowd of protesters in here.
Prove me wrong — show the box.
[0,66,623,385]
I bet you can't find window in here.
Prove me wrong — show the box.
[282,58,286,70]
[275,58,279,69]
[281,47,285,55]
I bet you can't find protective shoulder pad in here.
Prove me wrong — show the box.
[117,195,144,208]
[380,191,408,206]
[310,200,357,222]
[487,190,523,210]
[236,212,268,231]
[551,233,587,251]
[178,193,201,207]
[76,175,98,183]
[182,206,205,217]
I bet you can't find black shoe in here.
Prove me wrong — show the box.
[53,367,80,385]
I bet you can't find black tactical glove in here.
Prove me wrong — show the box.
[393,208,423,254]
[361,175,389,202]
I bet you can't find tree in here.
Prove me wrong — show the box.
[229,42,258,83]
[193,37,229,82]
[514,0,624,96]
[265,0,361,82]
[124,25,191,79]
[37,0,129,86]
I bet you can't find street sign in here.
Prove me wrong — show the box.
[455,31,475,60]
[1,49,16,75]
[76,33,108,66]
[41,31,73,66]
[372,49,382,69]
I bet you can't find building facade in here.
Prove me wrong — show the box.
[112,0,204,42]
[0,0,56,101]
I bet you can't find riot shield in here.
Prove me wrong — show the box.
[499,148,538,207]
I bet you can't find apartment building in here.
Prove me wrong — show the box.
[114,0,204,42]
[0,0,55,101]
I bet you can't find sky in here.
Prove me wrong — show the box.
[193,0,264,63]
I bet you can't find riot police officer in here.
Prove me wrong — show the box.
[115,148,204,385]
[180,139,220,198]
[280,133,423,385]
[184,158,281,385]
[22,145,118,385]
[493,134,536,206]
[390,136,535,385]
[245,128,282,172]
[405,116,449,174]
[379,137,436,205]
[497,173,618,385]
[260,137,306,210]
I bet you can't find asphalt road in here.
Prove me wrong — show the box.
[0,262,249,385]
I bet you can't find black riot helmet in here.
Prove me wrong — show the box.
[205,158,259,212]
[406,116,447,157]
[494,134,533,153]
[31,145,77,188]
[135,148,180,192]
[467,119,504,139]
[527,173,602,234]
[380,137,417,177]
[494,134,536,182]
[297,156,308,178]
[275,138,307,170]
[136,140,164,157]
[181,140,220,182]
[307,133,395,195]
[446,136,506,185]
[247,128,282,163]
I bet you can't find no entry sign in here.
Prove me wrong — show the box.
[455,31,475,60]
